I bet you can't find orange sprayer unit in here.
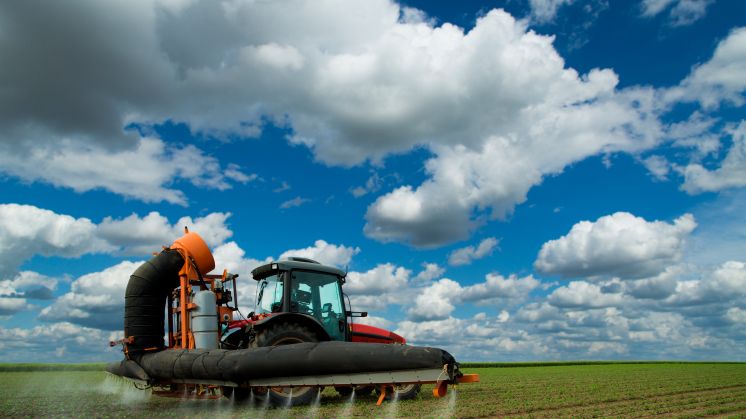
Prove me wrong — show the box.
[167,228,237,351]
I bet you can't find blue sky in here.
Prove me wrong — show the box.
[0,0,745,362]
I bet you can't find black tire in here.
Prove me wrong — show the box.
[251,321,319,347]
[336,385,375,397]
[252,322,320,406]
[376,383,421,401]
[220,329,251,349]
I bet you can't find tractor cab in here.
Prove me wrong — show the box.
[222,256,405,353]
[253,257,350,341]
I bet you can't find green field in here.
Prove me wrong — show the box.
[2,363,746,417]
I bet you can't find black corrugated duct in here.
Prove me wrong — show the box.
[107,341,457,384]
[124,250,184,353]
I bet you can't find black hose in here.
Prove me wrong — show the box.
[107,341,456,383]
[124,249,184,353]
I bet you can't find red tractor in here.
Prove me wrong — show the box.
[110,231,477,407]
[220,257,420,404]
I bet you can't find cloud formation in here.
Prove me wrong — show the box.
[668,27,746,108]
[279,240,360,268]
[528,0,574,23]
[548,280,625,308]
[36,230,743,362]
[0,271,58,315]
[10,230,746,362]
[640,0,714,26]
[279,197,310,209]
[0,203,232,276]
[2,1,740,248]
[412,263,445,283]
[0,322,120,362]
[361,19,662,246]
[448,237,499,266]
[0,204,110,277]
[0,138,251,205]
[535,212,696,279]
[664,260,746,306]
[681,121,746,194]
[408,273,540,321]
[39,261,142,330]
[1,1,664,244]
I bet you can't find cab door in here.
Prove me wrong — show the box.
[290,270,347,341]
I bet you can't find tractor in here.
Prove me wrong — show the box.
[109,231,477,407]
[220,257,421,405]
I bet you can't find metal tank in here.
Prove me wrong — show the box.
[191,290,218,349]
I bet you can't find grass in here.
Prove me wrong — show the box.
[460,360,746,368]
[1,363,745,417]
[0,363,107,372]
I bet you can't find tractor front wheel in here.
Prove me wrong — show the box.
[251,321,318,347]
[251,322,320,406]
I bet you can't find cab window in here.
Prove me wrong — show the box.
[291,271,345,341]
[256,274,283,314]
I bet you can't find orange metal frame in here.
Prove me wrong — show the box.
[168,269,236,350]
[162,229,236,350]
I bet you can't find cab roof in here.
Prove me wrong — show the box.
[251,258,346,281]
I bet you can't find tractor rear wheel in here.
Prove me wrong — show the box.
[251,322,319,406]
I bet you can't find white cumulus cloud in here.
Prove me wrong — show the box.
[681,121,746,194]
[412,263,445,283]
[448,237,499,266]
[98,211,233,254]
[407,278,462,321]
[0,137,251,206]
[279,240,360,268]
[0,298,30,316]
[664,260,746,306]
[0,204,111,277]
[0,203,233,276]
[0,322,120,362]
[461,273,541,302]
[0,271,58,303]
[548,281,625,308]
[0,1,666,245]
[668,27,746,107]
[38,261,143,330]
[345,264,411,296]
[528,0,574,23]
[535,212,697,279]
[408,273,540,321]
